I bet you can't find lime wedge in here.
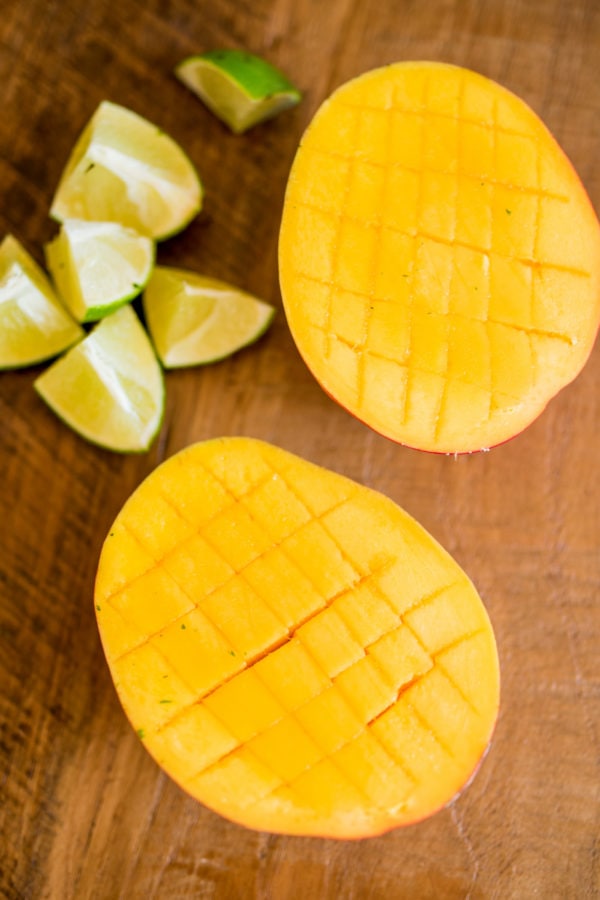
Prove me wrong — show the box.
[175,50,301,133]
[50,101,203,240]
[34,305,164,452]
[45,219,155,323]
[0,235,83,369]
[142,266,275,367]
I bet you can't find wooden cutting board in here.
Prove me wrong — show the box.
[1,1,598,896]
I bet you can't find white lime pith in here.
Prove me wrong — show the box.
[142,266,275,367]
[45,219,155,323]
[175,50,301,133]
[34,304,165,452]
[50,101,203,240]
[0,235,84,369]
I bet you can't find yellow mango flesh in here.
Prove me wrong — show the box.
[279,62,600,453]
[95,437,499,838]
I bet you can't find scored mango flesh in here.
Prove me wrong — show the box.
[279,62,600,453]
[95,437,499,838]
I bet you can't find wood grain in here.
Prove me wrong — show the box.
[1,1,599,897]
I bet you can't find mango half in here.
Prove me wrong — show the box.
[279,62,600,453]
[95,437,499,838]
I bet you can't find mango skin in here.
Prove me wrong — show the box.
[95,437,500,838]
[279,62,600,453]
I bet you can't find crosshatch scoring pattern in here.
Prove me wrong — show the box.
[280,62,600,452]
[95,439,499,835]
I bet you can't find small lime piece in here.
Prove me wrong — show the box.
[45,219,155,323]
[50,101,203,240]
[34,305,164,452]
[175,49,301,133]
[142,266,275,368]
[0,235,83,369]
